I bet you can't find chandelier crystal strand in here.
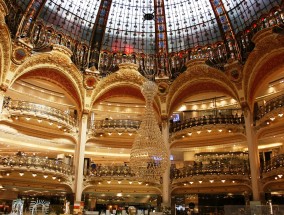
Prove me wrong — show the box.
[130,80,169,182]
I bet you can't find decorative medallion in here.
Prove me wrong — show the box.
[12,47,28,64]
[83,75,97,90]
[157,82,169,95]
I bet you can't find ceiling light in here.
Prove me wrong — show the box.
[278,174,283,178]
[197,131,201,134]
[117,193,122,197]
[198,180,202,184]
[188,132,192,136]
[118,132,122,135]
[228,129,232,133]
[57,125,62,128]
[232,180,235,183]
[43,175,48,179]
[37,119,42,123]
[129,133,133,136]
[15,116,19,120]
[107,181,111,184]
[19,172,24,176]
[221,180,226,183]
[207,129,212,133]
[218,129,222,132]
[118,181,122,184]
[278,113,283,117]
[49,121,53,125]
[129,181,133,184]
[25,117,31,121]
[108,132,112,136]
[138,181,142,185]
[270,117,275,121]
[267,121,270,125]
[209,180,214,183]
[52,176,57,180]
[32,173,37,177]
[6,172,10,176]
[189,181,194,184]
[184,183,187,186]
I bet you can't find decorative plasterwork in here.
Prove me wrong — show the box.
[0,0,8,20]
[167,59,240,115]
[90,63,143,101]
[243,28,284,109]
[0,16,12,84]
[11,51,84,109]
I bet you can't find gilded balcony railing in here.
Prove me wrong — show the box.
[89,119,141,135]
[3,97,77,130]
[170,113,245,133]
[261,154,284,180]
[88,164,134,178]
[0,154,73,176]
[256,94,284,122]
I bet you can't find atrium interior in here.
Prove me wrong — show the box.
[0,0,284,214]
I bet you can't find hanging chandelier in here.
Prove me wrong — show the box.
[130,80,169,181]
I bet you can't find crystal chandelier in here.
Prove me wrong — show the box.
[130,80,169,181]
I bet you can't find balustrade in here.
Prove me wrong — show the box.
[89,119,141,134]
[0,154,73,175]
[262,154,284,174]
[3,97,76,128]
[88,164,134,178]
[256,94,284,120]
[170,113,244,133]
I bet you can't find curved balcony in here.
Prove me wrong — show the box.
[256,94,284,127]
[261,154,284,181]
[171,162,250,186]
[0,154,73,180]
[3,97,77,131]
[88,119,141,136]
[86,164,160,185]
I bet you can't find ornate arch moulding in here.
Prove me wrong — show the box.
[243,27,284,107]
[0,0,8,21]
[167,61,240,115]
[11,53,84,109]
[90,65,145,107]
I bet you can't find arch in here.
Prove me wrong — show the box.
[243,28,284,109]
[167,59,240,115]
[91,63,162,114]
[0,2,12,85]
[11,52,84,110]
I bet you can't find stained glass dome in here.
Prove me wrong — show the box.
[5,0,283,78]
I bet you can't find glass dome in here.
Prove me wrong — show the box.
[6,0,283,77]
[15,0,280,52]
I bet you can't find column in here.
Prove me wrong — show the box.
[74,112,88,202]
[162,119,171,207]
[0,91,5,113]
[243,108,261,201]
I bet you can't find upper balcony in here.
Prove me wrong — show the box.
[0,153,73,182]
[2,97,77,132]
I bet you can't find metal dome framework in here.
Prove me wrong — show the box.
[4,0,284,79]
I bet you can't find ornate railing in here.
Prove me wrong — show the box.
[88,164,134,178]
[3,0,283,77]
[3,97,77,129]
[262,154,284,177]
[0,154,73,176]
[170,114,245,133]
[256,94,284,120]
[89,119,141,134]
[171,162,250,180]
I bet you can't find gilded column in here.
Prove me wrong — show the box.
[162,119,171,207]
[74,112,88,201]
[243,108,261,201]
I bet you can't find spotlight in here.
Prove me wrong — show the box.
[19,172,24,176]
[32,173,37,177]
[43,175,48,179]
